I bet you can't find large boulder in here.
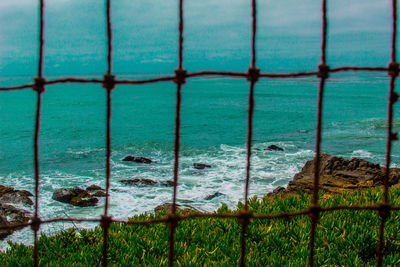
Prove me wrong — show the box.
[0,185,33,239]
[52,186,100,207]
[0,203,31,240]
[0,185,33,206]
[0,204,31,225]
[268,154,400,197]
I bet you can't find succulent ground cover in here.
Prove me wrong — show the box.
[1,186,399,266]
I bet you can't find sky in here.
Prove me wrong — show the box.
[0,0,395,77]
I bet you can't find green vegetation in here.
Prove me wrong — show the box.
[1,187,400,266]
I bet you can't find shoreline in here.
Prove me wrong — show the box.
[1,152,400,248]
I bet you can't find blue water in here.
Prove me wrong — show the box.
[0,0,399,247]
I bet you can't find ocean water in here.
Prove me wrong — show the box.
[0,0,399,248]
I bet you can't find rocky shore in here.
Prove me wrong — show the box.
[1,153,399,240]
[267,153,400,197]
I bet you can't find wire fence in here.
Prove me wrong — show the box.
[0,0,399,266]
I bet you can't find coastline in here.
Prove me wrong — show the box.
[1,152,400,248]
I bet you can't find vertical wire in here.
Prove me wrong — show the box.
[308,78,326,267]
[376,76,396,267]
[102,0,113,266]
[172,0,184,216]
[251,0,257,68]
[178,0,184,70]
[104,0,113,215]
[392,0,397,65]
[377,2,397,265]
[38,0,45,78]
[106,0,113,76]
[308,1,327,266]
[240,1,258,266]
[33,0,45,266]
[169,1,185,266]
[33,92,43,267]
[243,81,256,208]
[169,83,182,267]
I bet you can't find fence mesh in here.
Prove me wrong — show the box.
[0,0,399,266]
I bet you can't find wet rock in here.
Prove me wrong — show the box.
[52,187,99,207]
[0,185,34,206]
[122,156,153,164]
[1,207,28,225]
[266,145,284,151]
[86,185,104,192]
[193,163,212,169]
[268,154,400,197]
[0,203,31,239]
[70,197,98,207]
[0,204,31,224]
[19,190,34,197]
[92,191,107,197]
[154,203,198,214]
[160,180,175,187]
[0,216,12,240]
[205,192,225,200]
[120,179,158,186]
[53,187,82,203]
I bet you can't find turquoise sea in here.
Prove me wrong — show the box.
[0,0,399,247]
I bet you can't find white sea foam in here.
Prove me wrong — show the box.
[351,149,373,159]
[0,142,314,249]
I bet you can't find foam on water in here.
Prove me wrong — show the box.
[0,141,316,249]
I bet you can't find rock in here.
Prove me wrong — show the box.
[0,185,34,206]
[19,190,34,197]
[0,204,30,224]
[0,204,31,240]
[268,154,400,197]
[160,180,175,187]
[52,187,99,207]
[266,186,285,197]
[0,216,12,240]
[123,156,153,164]
[70,197,98,207]
[205,192,225,200]
[120,179,158,186]
[193,163,212,169]
[86,185,104,191]
[154,203,198,214]
[0,203,32,239]
[92,191,107,197]
[52,188,78,203]
[266,145,284,151]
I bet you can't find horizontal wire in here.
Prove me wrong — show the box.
[0,204,398,232]
[0,66,391,91]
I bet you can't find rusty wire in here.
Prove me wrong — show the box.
[30,0,46,266]
[376,0,399,265]
[0,0,398,266]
